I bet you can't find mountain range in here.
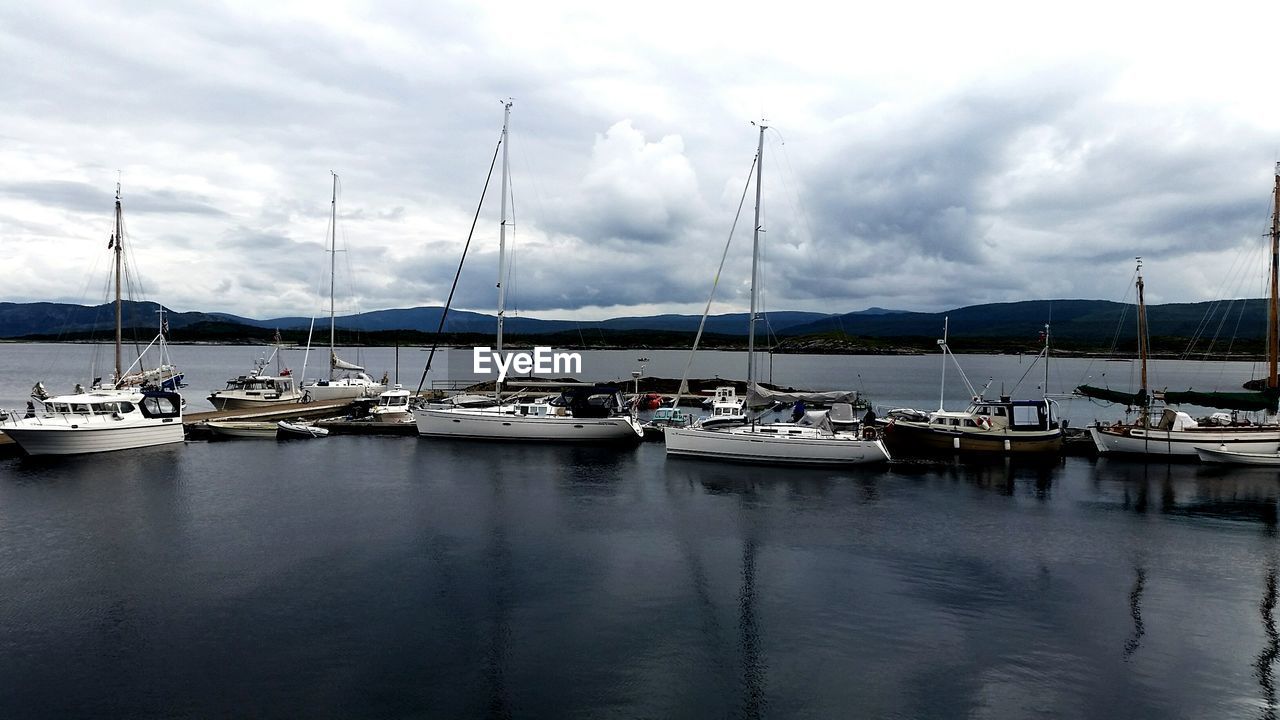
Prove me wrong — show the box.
[0,299,1269,346]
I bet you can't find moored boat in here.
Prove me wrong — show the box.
[205,419,279,439]
[0,183,186,456]
[661,122,888,466]
[1195,445,1280,465]
[277,420,330,439]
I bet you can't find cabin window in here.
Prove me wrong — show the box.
[117,402,134,413]
[949,418,960,426]
[994,407,1007,417]
[140,395,180,418]
[976,407,989,415]
[73,404,90,413]
[964,419,978,427]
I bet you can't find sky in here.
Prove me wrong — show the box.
[2,0,1279,322]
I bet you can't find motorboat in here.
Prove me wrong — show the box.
[370,384,413,423]
[0,183,187,456]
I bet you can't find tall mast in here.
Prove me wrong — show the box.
[329,171,337,381]
[1043,322,1051,399]
[938,317,949,411]
[1135,258,1149,421]
[113,181,123,385]
[746,122,766,386]
[496,100,512,357]
[1269,162,1280,390]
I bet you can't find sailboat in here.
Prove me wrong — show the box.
[882,320,1063,456]
[207,333,302,410]
[0,183,186,456]
[1080,167,1280,459]
[300,173,386,402]
[664,122,890,465]
[412,101,643,442]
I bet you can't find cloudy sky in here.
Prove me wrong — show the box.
[3,0,1279,321]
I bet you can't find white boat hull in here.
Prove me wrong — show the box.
[207,393,302,411]
[1196,446,1280,465]
[0,421,184,456]
[1089,425,1280,458]
[664,425,890,465]
[414,407,643,441]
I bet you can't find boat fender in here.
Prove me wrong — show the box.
[862,425,877,440]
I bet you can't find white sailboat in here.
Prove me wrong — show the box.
[665,122,890,465]
[413,101,643,442]
[300,172,386,403]
[0,183,186,456]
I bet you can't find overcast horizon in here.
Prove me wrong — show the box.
[4,1,1280,322]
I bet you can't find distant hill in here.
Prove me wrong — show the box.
[0,302,833,338]
[780,298,1270,343]
[0,299,1268,348]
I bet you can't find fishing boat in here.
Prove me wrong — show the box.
[1080,241,1280,459]
[883,320,1063,456]
[412,101,642,443]
[205,419,278,439]
[369,384,413,423]
[208,337,302,410]
[300,173,385,403]
[276,420,329,439]
[0,183,186,456]
[664,122,889,465]
[1195,445,1280,465]
[698,386,747,428]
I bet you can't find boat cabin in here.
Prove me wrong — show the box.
[929,397,1059,432]
[223,375,295,395]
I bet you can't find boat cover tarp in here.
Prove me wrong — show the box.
[1163,388,1280,412]
[331,352,364,372]
[745,383,858,410]
[1075,385,1147,407]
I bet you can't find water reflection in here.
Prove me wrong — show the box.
[1093,460,1280,529]
[1123,566,1146,660]
[1259,564,1279,720]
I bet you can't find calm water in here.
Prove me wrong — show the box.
[3,344,1280,718]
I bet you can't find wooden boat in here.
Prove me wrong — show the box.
[205,419,278,439]
[1081,166,1280,458]
[1196,445,1280,466]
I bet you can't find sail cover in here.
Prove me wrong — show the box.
[745,383,858,409]
[331,352,364,372]
[1075,385,1148,407]
[1163,388,1280,413]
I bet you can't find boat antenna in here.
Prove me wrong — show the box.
[328,171,338,382]
[414,109,507,397]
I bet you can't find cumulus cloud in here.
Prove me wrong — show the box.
[1,1,1278,320]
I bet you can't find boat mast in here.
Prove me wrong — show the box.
[496,100,512,360]
[1043,322,1050,399]
[938,317,949,411]
[746,121,766,386]
[1269,162,1280,390]
[329,171,337,382]
[1135,258,1149,423]
[113,181,123,385]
